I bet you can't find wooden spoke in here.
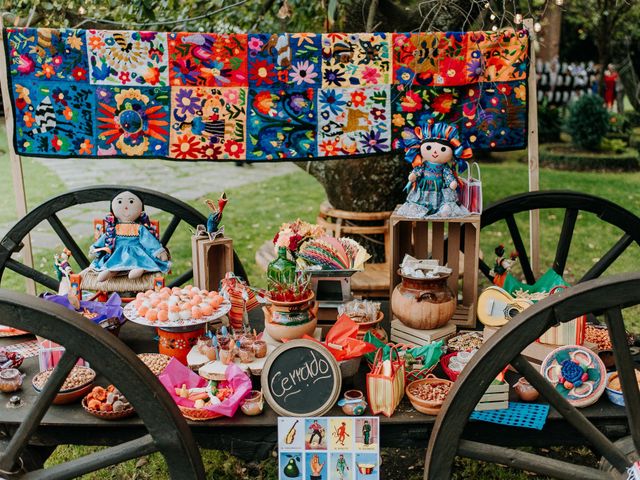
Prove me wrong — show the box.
[580,234,633,282]
[160,215,181,247]
[504,214,535,284]
[512,355,630,473]
[0,352,78,473]
[553,208,578,275]
[458,440,609,480]
[21,435,157,480]
[47,214,90,270]
[604,307,640,452]
[5,258,59,291]
[168,268,194,288]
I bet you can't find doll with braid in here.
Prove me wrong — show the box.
[89,191,170,282]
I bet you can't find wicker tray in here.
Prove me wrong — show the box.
[82,397,135,420]
[179,405,223,421]
[405,374,453,415]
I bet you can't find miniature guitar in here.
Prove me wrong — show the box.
[477,286,533,327]
[285,420,299,445]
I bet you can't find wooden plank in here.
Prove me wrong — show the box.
[431,222,445,262]
[446,222,460,294]
[413,222,428,259]
[524,18,541,277]
[0,19,35,295]
[462,222,478,309]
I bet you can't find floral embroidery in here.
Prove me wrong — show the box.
[248,33,321,88]
[96,86,170,156]
[247,87,317,160]
[321,33,391,88]
[318,86,390,157]
[7,28,88,82]
[6,27,530,159]
[169,87,246,160]
[168,33,247,87]
[13,81,94,155]
[88,30,168,86]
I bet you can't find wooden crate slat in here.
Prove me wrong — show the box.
[446,222,461,293]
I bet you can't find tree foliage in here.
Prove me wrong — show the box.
[565,94,610,151]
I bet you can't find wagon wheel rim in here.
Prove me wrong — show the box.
[426,272,640,480]
[0,185,248,291]
[0,289,205,479]
[475,190,640,285]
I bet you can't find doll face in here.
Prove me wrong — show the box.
[420,141,453,164]
[111,191,143,223]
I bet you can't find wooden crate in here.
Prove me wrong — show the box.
[389,208,480,328]
[191,236,234,291]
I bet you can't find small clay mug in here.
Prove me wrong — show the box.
[218,336,231,351]
[219,347,234,365]
[514,377,539,402]
[337,389,367,416]
[252,340,267,359]
[241,390,264,416]
[238,347,255,364]
[196,336,217,361]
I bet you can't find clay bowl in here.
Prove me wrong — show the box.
[405,375,453,415]
[32,366,96,405]
[264,316,318,342]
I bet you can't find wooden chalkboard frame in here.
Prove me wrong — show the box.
[261,339,341,417]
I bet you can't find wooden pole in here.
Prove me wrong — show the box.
[0,17,36,295]
[524,18,540,278]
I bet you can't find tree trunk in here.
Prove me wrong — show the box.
[538,1,562,63]
[618,57,640,112]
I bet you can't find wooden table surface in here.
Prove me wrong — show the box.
[0,313,632,460]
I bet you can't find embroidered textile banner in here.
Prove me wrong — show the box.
[4,28,529,161]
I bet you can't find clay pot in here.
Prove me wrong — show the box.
[391,271,456,330]
[337,389,367,416]
[513,378,539,402]
[263,294,318,342]
[241,390,264,416]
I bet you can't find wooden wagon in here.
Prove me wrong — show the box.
[0,186,639,480]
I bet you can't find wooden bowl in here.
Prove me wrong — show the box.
[405,375,453,415]
[82,397,135,420]
[137,353,171,376]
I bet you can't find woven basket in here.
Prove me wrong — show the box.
[82,398,135,420]
[405,374,453,415]
[81,269,157,293]
[440,352,461,381]
[405,363,437,383]
[179,405,223,421]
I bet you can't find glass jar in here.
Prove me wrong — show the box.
[0,368,23,393]
[267,247,297,284]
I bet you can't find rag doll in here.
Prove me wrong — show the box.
[89,191,170,282]
[396,122,473,218]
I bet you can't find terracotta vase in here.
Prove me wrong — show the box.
[338,389,368,416]
[391,271,456,330]
[263,293,318,342]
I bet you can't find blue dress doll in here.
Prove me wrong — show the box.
[396,122,473,218]
[90,191,170,282]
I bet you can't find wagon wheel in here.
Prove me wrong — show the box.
[0,185,248,291]
[426,272,640,480]
[0,289,205,479]
[477,190,640,285]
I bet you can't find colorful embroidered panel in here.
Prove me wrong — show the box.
[4,27,529,161]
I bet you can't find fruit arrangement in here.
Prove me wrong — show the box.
[174,381,234,409]
[85,385,132,413]
[130,286,227,324]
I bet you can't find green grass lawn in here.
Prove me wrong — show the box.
[2,141,640,478]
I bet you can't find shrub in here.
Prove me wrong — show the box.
[539,143,639,171]
[565,95,610,151]
[537,100,562,143]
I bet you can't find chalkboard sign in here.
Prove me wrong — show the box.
[261,339,341,417]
